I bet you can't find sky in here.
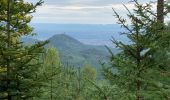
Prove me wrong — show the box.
[26,0,156,24]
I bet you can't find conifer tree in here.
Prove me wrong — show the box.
[74,64,97,100]
[39,46,60,100]
[0,0,46,99]
[103,0,170,99]
[155,0,170,98]
[57,66,77,100]
[81,64,97,99]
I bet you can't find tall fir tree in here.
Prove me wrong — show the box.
[0,0,47,99]
[38,46,61,100]
[103,0,170,99]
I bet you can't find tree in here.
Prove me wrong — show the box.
[75,64,97,100]
[0,0,46,99]
[38,46,60,100]
[103,0,170,99]
[55,66,77,100]
[82,64,96,81]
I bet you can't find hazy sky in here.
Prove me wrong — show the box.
[26,0,156,24]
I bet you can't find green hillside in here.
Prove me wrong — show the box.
[23,34,118,68]
[22,34,118,69]
[48,34,112,67]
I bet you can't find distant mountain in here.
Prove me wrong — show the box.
[47,34,114,67]
[22,34,118,69]
[48,34,84,51]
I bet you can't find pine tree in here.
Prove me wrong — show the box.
[103,0,170,99]
[57,66,77,100]
[0,0,46,99]
[81,64,97,99]
[154,0,170,99]
[74,64,97,100]
[39,46,60,100]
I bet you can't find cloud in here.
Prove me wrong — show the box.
[32,3,135,24]
[31,4,112,23]
[38,5,110,10]
[27,0,157,24]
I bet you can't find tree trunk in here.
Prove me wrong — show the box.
[50,62,54,100]
[77,67,81,100]
[157,0,164,24]
[136,80,141,100]
[135,18,142,100]
[7,0,11,100]
[50,78,53,100]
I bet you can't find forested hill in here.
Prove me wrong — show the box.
[23,34,118,68]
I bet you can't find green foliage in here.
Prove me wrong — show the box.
[24,34,115,78]
[82,64,96,81]
[102,0,170,99]
[35,46,61,100]
[0,0,46,99]
[35,62,100,100]
[42,46,60,77]
[1,0,170,100]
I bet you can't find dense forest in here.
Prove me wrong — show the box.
[0,0,170,100]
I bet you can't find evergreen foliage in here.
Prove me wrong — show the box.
[0,0,170,100]
[37,46,60,100]
[0,0,46,99]
[102,0,170,99]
